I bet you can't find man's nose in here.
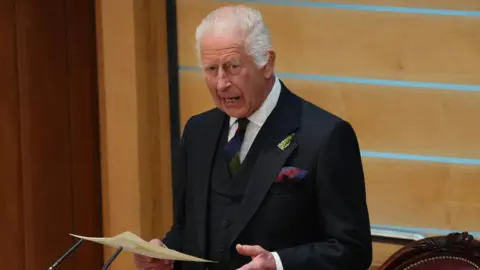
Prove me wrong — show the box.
[217,78,231,91]
[216,70,231,91]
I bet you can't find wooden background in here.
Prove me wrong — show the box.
[0,0,173,269]
[3,0,479,269]
[175,0,480,266]
[0,0,103,268]
[95,0,173,269]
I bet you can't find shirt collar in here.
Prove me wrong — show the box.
[229,76,281,128]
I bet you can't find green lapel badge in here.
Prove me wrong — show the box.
[278,133,295,150]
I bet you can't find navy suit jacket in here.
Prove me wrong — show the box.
[163,81,372,269]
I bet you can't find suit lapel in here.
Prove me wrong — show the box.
[228,85,302,247]
[192,109,227,257]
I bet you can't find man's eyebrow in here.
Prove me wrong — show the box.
[224,59,241,65]
[200,59,241,67]
[201,63,217,68]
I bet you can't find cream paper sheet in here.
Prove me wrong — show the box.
[70,231,215,263]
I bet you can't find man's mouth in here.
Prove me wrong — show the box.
[224,96,240,103]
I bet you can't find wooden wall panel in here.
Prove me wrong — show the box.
[16,0,74,267]
[96,0,172,269]
[0,0,25,268]
[135,0,175,241]
[66,0,104,268]
[365,159,480,231]
[0,0,103,268]
[97,0,142,254]
[177,1,480,84]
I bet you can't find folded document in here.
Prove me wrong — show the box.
[70,231,214,263]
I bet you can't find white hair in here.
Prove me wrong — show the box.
[195,5,273,67]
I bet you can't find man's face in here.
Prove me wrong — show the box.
[199,32,274,118]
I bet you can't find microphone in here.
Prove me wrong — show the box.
[101,246,123,270]
[48,239,84,270]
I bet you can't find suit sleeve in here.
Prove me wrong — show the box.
[162,119,190,252]
[277,120,372,270]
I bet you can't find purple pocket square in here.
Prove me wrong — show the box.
[275,166,308,182]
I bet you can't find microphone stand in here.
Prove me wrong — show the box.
[48,239,84,270]
[101,246,123,270]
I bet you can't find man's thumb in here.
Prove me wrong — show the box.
[149,238,163,246]
[145,239,164,262]
[236,244,264,257]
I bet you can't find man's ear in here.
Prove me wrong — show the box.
[263,50,276,79]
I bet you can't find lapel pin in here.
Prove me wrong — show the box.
[278,133,295,151]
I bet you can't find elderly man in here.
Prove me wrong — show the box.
[135,5,372,270]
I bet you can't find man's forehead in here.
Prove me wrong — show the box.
[200,36,246,57]
[200,49,244,65]
[201,32,245,48]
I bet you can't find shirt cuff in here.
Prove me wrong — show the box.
[271,252,284,270]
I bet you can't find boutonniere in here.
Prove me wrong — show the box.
[278,133,295,150]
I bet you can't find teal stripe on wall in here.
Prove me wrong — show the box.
[222,0,480,17]
[179,66,480,92]
[372,224,480,238]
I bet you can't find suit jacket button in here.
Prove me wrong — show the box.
[221,220,229,228]
[219,245,225,252]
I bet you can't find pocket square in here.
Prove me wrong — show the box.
[275,166,308,183]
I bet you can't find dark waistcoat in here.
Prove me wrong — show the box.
[206,120,267,270]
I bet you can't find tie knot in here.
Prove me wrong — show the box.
[237,118,249,131]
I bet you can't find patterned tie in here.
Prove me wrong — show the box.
[224,118,249,175]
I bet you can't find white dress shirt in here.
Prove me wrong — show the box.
[227,76,284,270]
[228,76,281,161]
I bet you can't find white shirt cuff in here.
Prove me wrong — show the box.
[271,252,284,270]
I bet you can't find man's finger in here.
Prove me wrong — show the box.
[236,244,265,257]
[149,238,164,246]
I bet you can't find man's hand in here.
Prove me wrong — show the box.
[236,244,276,270]
[133,239,174,269]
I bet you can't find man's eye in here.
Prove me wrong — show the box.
[227,63,240,71]
[205,66,217,72]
